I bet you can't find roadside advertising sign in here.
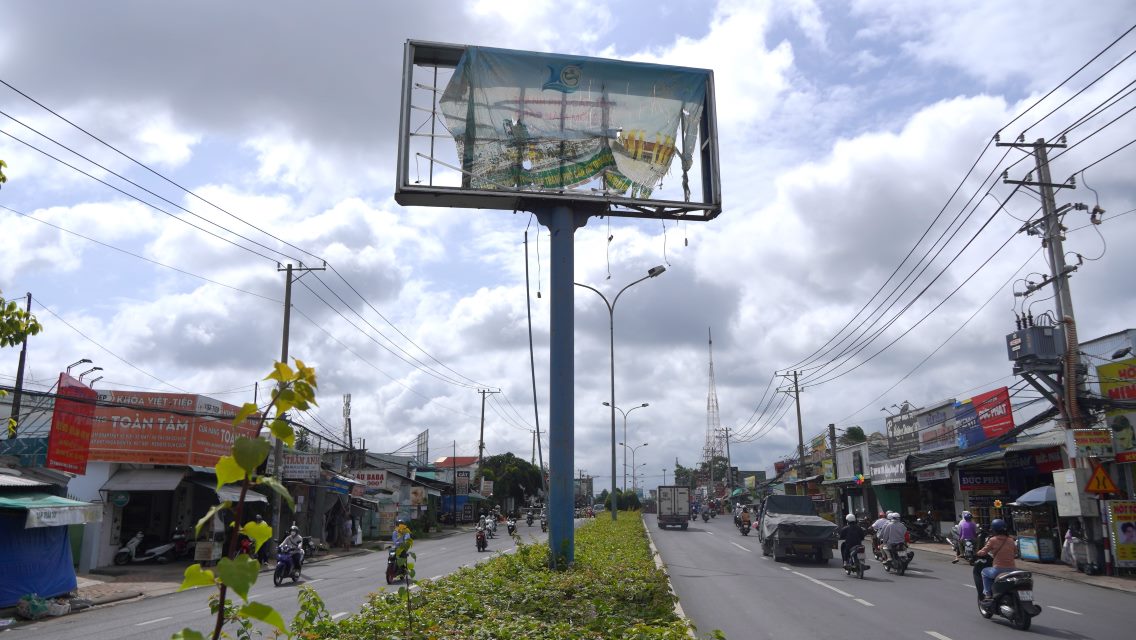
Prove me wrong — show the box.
[352,469,389,490]
[1096,358,1136,461]
[46,373,97,474]
[822,459,835,481]
[1107,500,1136,568]
[916,468,951,482]
[456,470,470,495]
[886,410,920,457]
[869,458,907,485]
[1073,429,1115,458]
[409,486,427,506]
[959,469,1008,492]
[481,479,494,497]
[917,400,957,453]
[88,391,258,467]
[265,448,320,481]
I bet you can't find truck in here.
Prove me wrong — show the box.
[656,485,690,530]
[757,494,837,562]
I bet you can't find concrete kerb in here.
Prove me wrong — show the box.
[641,514,697,639]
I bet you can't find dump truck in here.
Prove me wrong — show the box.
[656,485,690,530]
[757,494,837,562]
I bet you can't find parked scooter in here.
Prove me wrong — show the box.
[973,555,1042,630]
[273,542,302,586]
[114,532,176,565]
[171,527,195,560]
[882,542,914,575]
[905,514,943,543]
[844,544,870,579]
[476,527,488,552]
[506,518,517,536]
[385,547,409,584]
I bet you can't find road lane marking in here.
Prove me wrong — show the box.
[781,566,792,571]
[907,569,924,575]
[925,632,953,640]
[855,598,874,607]
[308,578,325,583]
[332,612,349,620]
[730,542,751,553]
[1050,606,1082,615]
[353,566,368,571]
[792,571,854,598]
[136,617,173,626]
[705,531,715,535]
[960,583,974,589]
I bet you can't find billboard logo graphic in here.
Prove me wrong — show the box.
[543,63,582,92]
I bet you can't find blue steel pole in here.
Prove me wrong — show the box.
[541,205,577,567]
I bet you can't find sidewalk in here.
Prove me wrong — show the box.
[0,525,472,626]
[911,539,1136,594]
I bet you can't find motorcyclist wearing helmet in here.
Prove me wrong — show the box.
[878,512,907,562]
[391,517,412,548]
[281,525,305,569]
[838,513,866,567]
[976,518,1015,601]
[952,511,978,563]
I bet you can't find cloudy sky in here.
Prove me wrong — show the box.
[2,1,1134,491]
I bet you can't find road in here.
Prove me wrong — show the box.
[16,524,550,639]
[647,513,1131,640]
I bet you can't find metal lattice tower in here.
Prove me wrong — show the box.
[702,328,722,492]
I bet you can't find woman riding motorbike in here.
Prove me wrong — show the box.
[976,518,1015,601]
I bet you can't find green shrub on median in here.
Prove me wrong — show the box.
[315,512,692,639]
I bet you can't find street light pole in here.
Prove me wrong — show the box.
[619,442,648,493]
[604,401,648,492]
[576,266,665,521]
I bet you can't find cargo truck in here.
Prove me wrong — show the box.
[757,494,837,562]
[656,485,690,530]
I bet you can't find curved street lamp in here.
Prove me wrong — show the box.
[604,402,649,491]
[78,367,102,382]
[66,359,92,376]
[576,265,666,520]
[619,441,648,493]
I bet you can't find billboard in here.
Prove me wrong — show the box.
[88,391,258,467]
[351,469,390,490]
[46,373,98,474]
[456,470,470,496]
[916,400,956,453]
[869,458,907,485]
[886,409,920,457]
[265,448,320,481]
[396,41,720,220]
[1097,358,1136,459]
[1107,500,1136,568]
[956,387,1015,451]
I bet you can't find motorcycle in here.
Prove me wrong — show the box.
[114,531,175,565]
[702,511,710,522]
[739,520,751,536]
[273,543,302,586]
[526,512,534,527]
[973,556,1042,630]
[475,527,488,552]
[882,542,914,575]
[905,514,943,543]
[540,517,548,532]
[385,547,409,584]
[171,527,195,560]
[506,518,517,536]
[487,518,497,538]
[844,544,870,579]
[949,524,986,563]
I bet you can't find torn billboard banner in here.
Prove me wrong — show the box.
[440,46,708,199]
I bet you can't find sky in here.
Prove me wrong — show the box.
[2,1,1135,494]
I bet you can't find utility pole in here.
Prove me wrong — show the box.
[272,262,324,541]
[343,394,352,469]
[778,371,806,476]
[720,427,733,490]
[7,293,31,439]
[476,389,499,467]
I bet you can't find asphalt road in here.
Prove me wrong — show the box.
[16,523,551,639]
[647,513,1132,640]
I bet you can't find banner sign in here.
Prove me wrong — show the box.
[956,387,1014,451]
[1096,358,1136,461]
[456,470,470,496]
[822,459,835,481]
[266,449,320,481]
[917,400,957,453]
[1107,500,1136,567]
[959,469,1008,492]
[1074,429,1114,458]
[1005,447,1063,474]
[917,468,951,482]
[869,458,907,485]
[886,410,921,457]
[408,486,427,506]
[440,47,708,198]
[480,479,494,497]
[46,373,98,474]
[88,391,258,467]
[351,469,389,490]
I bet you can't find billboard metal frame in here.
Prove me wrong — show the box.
[396,40,721,220]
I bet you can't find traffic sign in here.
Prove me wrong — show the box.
[1085,464,1120,494]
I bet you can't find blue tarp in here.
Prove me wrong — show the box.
[0,512,77,607]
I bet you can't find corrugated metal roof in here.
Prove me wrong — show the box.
[0,473,49,487]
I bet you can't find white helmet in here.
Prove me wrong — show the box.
[845,513,857,523]
[887,512,901,521]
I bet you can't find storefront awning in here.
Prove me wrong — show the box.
[955,450,1006,468]
[190,479,267,503]
[0,491,103,528]
[351,496,381,512]
[101,468,185,491]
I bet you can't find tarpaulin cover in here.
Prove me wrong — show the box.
[440,46,708,199]
[759,495,837,542]
[0,512,76,607]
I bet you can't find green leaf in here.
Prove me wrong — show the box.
[171,629,206,640]
[195,501,231,537]
[216,554,260,601]
[233,436,271,473]
[215,455,245,489]
[233,402,259,426]
[266,361,293,383]
[241,520,273,553]
[275,388,297,414]
[256,476,295,510]
[268,418,295,448]
[238,601,287,635]
[178,564,216,591]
